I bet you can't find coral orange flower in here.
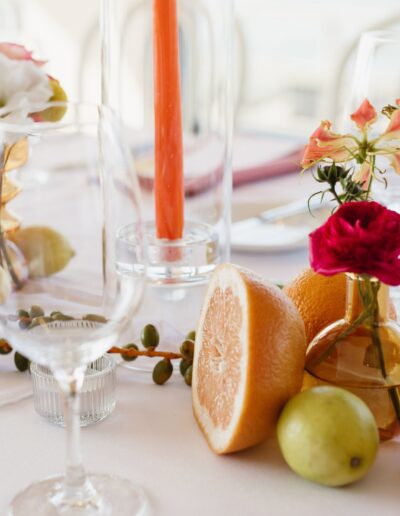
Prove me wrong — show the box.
[381,109,400,140]
[353,161,371,187]
[301,121,356,170]
[301,97,400,203]
[350,99,377,131]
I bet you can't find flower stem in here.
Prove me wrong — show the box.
[0,232,23,289]
[108,347,182,360]
[306,308,371,370]
[0,146,23,289]
[369,281,400,422]
[329,185,343,206]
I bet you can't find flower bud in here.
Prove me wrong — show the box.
[316,164,349,184]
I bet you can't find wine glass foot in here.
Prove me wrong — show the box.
[9,474,149,516]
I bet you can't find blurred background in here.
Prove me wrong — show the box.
[1,0,400,138]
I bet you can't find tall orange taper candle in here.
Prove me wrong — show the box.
[153,0,184,240]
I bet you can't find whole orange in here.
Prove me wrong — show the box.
[283,268,396,345]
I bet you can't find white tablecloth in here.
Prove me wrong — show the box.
[1,172,399,516]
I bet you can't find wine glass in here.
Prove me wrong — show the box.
[341,31,400,128]
[341,30,400,308]
[341,30,400,192]
[0,102,147,515]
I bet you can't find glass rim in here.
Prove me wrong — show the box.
[30,355,116,380]
[0,101,114,132]
[360,29,400,44]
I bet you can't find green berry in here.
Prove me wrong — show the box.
[83,314,107,324]
[186,330,196,341]
[152,359,173,385]
[179,358,190,377]
[14,352,29,372]
[122,343,139,362]
[29,316,53,329]
[184,365,193,386]
[19,318,31,329]
[180,339,195,363]
[141,324,160,349]
[29,305,44,319]
[17,309,30,319]
[28,318,40,329]
[52,313,74,321]
[0,338,12,355]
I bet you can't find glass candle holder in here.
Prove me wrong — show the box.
[31,356,117,427]
[102,0,233,368]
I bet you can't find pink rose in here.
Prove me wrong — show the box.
[0,42,46,66]
[309,201,400,286]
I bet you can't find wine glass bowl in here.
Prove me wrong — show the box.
[0,102,148,515]
[341,30,400,319]
[342,31,400,129]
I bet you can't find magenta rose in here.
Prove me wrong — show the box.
[309,201,400,286]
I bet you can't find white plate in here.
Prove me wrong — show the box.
[231,198,330,253]
[231,221,310,253]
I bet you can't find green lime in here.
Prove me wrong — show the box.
[10,226,75,278]
[277,386,379,487]
[38,79,68,122]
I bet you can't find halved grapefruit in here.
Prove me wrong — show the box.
[192,264,307,454]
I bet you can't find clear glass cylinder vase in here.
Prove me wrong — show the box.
[101,0,233,367]
[305,273,400,441]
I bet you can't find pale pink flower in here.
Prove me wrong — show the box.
[0,42,46,66]
[0,53,52,118]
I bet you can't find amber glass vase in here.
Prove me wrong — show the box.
[305,273,400,440]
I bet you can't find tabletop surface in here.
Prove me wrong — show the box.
[1,171,399,516]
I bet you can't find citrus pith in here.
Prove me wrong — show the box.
[192,264,307,454]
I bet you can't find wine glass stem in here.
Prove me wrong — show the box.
[55,368,98,505]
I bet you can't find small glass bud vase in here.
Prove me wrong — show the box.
[305,273,400,441]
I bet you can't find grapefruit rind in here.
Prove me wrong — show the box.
[192,265,248,453]
[192,264,307,455]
